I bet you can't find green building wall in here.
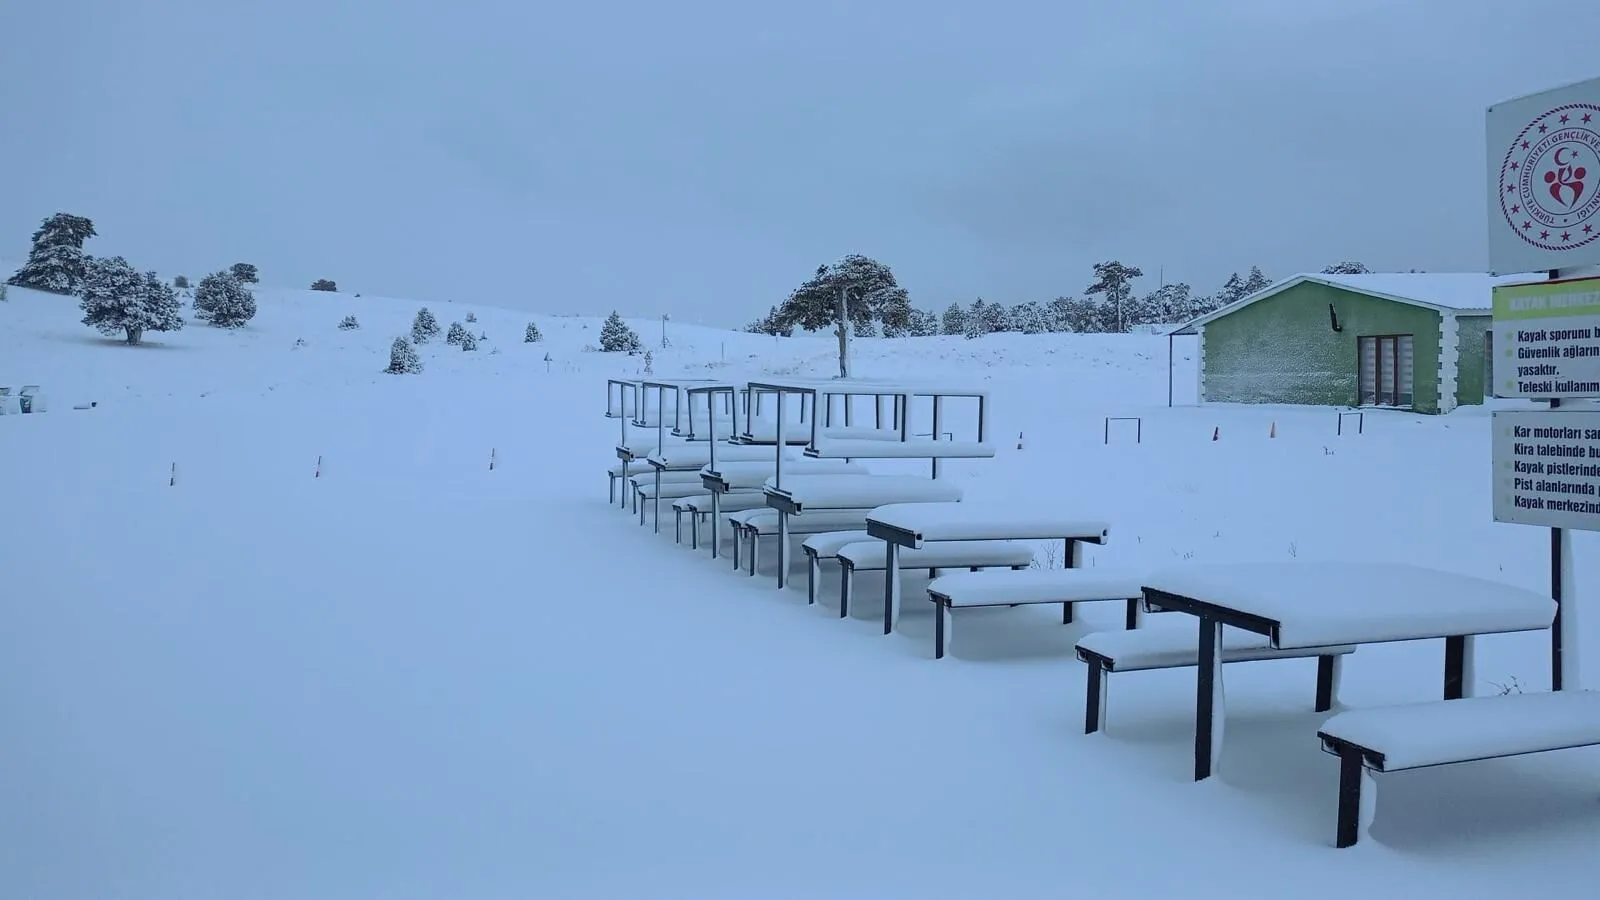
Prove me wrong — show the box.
[1455,315,1492,408]
[1200,282,1445,412]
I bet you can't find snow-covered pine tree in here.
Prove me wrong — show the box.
[978,301,1010,334]
[465,311,477,323]
[9,213,97,294]
[599,311,642,353]
[524,321,542,342]
[446,321,467,345]
[193,270,257,328]
[461,330,478,351]
[78,257,184,345]
[412,307,440,343]
[173,275,190,288]
[1009,301,1048,334]
[338,314,359,330]
[941,302,967,335]
[908,307,938,337]
[963,299,989,339]
[1321,261,1370,275]
[228,262,259,284]
[311,279,338,291]
[386,336,422,374]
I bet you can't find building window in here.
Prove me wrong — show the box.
[1358,334,1414,407]
[1484,331,1494,398]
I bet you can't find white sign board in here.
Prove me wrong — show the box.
[1487,76,1600,275]
[1492,275,1600,398]
[1492,409,1600,531]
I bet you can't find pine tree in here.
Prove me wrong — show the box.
[1321,261,1370,275]
[908,308,939,336]
[386,336,422,374]
[228,262,259,284]
[941,302,967,335]
[978,301,1010,334]
[78,257,184,345]
[193,270,258,328]
[446,321,467,345]
[460,330,478,351]
[465,311,477,323]
[338,314,359,330]
[173,275,190,288]
[964,299,988,339]
[1240,266,1273,295]
[311,279,338,291]
[524,322,542,342]
[9,213,97,294]
[599,311,642,353]
[411,307,440,343]
[1085,261,1145,333]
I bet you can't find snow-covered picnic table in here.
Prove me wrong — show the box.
[863,502,1112,635]
[1138,560,1557,781]
[762,476,965,589]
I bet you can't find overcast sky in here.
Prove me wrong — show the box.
[3,0,1597,325]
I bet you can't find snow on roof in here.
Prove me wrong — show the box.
[1170,271,1539,334]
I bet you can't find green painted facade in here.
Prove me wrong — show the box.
[1201,282,1458,413]
[1455,315,1492,407]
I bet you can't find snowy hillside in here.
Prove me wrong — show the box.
[0,270,1594,898]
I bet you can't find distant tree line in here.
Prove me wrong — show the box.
[748,257,1391,338]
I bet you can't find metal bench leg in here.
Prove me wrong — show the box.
[1334,744,1365,848]
[1123,598,1139,630]
[807,555,819,605]
[1085,660,1108,734]
[748,533,759,576]
[691,512,702,550]
[839,565,852,618]
[934,600,953,659]
[1063,601,1074,624]
[1315,655,1338,712]
[674,509,683,544]
[608,473,616,504]
[731,526,742,571]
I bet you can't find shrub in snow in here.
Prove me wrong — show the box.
[228,262,259,284]
[461,330,478,351]
[78,256,184,345]
[445,321,467,345]
[338,314,359,330]
[465,311,477,323]
[9,212,97,295]
[524,321,542,342]
[193,270,258,328]
[386,336,422,374]
[173,274,190,288]
[311,279,338,291]
[599,311,641,353]
[411,307,439,343]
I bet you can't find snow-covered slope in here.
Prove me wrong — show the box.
[0,271,1593,898]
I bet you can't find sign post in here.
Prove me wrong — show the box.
[1489,75,1600,693]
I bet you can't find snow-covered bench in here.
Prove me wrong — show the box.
[1075,626,1355,736]
[697,460,868,558]
[634,476,714,525]
[641,444,781,532]
[863,502,1113,636]
[762,475,965,589]
[836,540,1035,626]
[608,459,656,505]
[801,531,872,606]
[1315,690,1600,848]
[729,508,879,577]
[923,568,1147,659]
[672,491,768,548]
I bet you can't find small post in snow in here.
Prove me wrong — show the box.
[169,462,176,487]
[489,448,497,471]
[314,455,322,478]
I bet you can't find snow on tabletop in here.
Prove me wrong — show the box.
[838,539,1034,570]
[1142,561,1556,649]
[650,442,774,467]
[807,437,994,459]
[1318,691,1600,771]
[801,530,873,557]
[770,474,963,508]
[750,511,877,536]
[867,501,1111,543]
[927,568,1146,604]
[817,425,905,442]
[1076,621,1356,671]
[739,419,814,441]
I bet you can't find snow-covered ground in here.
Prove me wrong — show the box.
[0,275,1595,898]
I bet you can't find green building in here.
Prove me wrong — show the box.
[1171,273,1527,414]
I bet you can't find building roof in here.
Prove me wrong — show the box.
[1167,272,1535,335]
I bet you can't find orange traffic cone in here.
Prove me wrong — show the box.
[1212,426,1219,441]
[1269,422,1276,438]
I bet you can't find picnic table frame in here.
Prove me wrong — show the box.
[1140,563,1558,782]
[865,505,1110,635]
